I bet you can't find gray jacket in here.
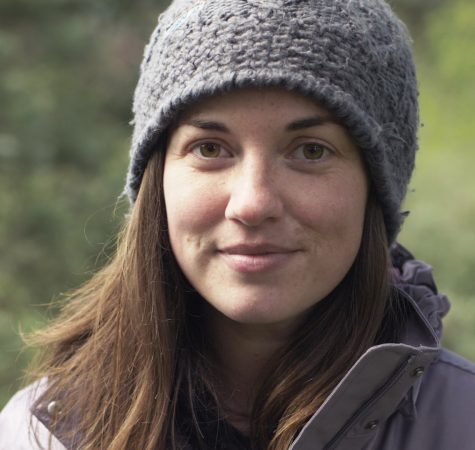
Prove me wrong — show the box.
[1,245,475,449]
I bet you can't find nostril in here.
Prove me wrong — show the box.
[224,181,284,226]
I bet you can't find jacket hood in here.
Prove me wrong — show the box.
[390,243,451,342]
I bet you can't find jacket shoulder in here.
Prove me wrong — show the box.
[426,347,475,405]
[0,381,66,450]
[411,348,475,448]
[422,348,475,404]
[436,348,475,376]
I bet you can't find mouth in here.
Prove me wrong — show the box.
[218,243,300,273]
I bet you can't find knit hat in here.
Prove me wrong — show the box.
[126,0,419,244]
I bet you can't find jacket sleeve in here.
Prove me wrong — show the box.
[0,382,66,450]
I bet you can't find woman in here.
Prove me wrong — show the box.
[1,0,475,449]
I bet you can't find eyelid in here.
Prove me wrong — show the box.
[289,140,335,161]
[188,140,234,159]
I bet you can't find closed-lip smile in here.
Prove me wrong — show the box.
[218,243,300,273]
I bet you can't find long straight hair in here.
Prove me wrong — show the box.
[27,147,393,450]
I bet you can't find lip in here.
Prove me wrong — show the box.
[218,243,300,273]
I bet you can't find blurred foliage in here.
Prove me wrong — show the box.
[0,0,170,406]
[398,0,475,360]
[1,0,474,407]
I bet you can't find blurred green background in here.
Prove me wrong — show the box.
[1,0,474,408]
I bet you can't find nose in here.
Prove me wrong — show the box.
[224,160,284,227]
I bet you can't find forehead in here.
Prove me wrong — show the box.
[176,86,335,124]
[167,86,362,163]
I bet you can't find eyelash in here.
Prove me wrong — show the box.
[190,142,233,159]
[291,142,333,161]
[188,140,334,162]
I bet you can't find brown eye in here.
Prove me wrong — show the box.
[302,143,326,160]
[289,142,333,163]
[199,143,221,158]
[192,142,233,159]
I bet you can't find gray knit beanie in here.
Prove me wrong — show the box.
[126,0,419,244]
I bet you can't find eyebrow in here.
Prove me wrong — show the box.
[286,115,340,131]
[182,115,340,133]
[184,119,230,132]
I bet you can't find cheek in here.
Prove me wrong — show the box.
[163,165,225,254]
[297,173,367,301]
[297,171,368,262]
[302,172,366,227]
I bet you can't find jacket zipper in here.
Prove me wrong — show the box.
[322,354,415,450]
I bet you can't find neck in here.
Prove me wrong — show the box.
[205,306,301,434]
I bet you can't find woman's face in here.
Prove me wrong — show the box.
[163,87,368,327]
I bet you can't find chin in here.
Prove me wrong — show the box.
[215,297,309,327]
[197,282,327,327]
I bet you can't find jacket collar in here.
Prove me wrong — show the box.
[290,243,447,450]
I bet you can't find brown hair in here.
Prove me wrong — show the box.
[27,147,394,450]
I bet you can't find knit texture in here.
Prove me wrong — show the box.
[126,0,419,243]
